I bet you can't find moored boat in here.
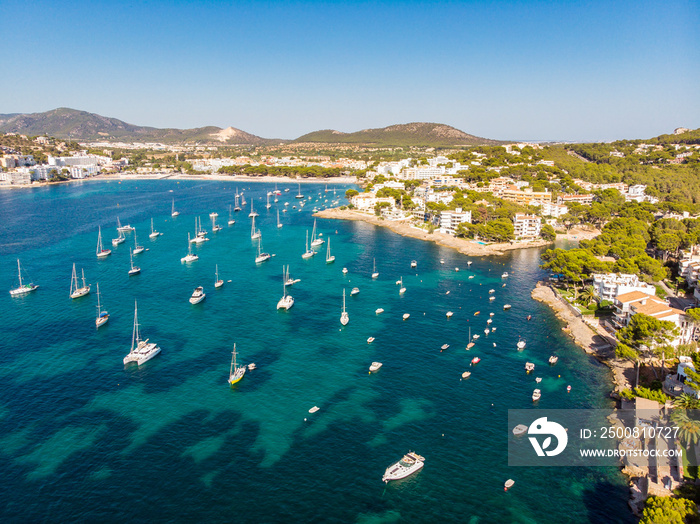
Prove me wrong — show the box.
[228,343,246,385]
[9,259,39,296]
[189,286,206,304]
[369,361,383,372]
[123,301,161,366]
[382,452,425,482]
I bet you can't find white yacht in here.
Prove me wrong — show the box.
[171,199,180,217]
[255,237,271,264]
[181,234,199,263]
[277,209,283,229]
[215,265,224,288]
[149,218,162,238]
[128,248,141,276]
[549,355,559,365]
[402,313,410,320]
[525,362,535,373]
[132,232,145,254]
[532,389,541,402]
[372,258,378,279]
[342,267,348,274]
[340,289,349,325]
[212,215,222,232]
[502,272,509,278]
[96,226,112,257]
[95,282,109,328]
[410,260,417,268]
[375,308,384,314]
[69,264,90,298]
[503,304,512,310]
[265,193,271,209]
[446,311,453,318]
[196,217,208,237]
[116,217,134,232]
[209,211,219,219]
[124,301,161,366]
[228,344,246,385]
[277,266,295,310]
[398,277,406,294]
[301,231,315,259]
[189,286,206,304]
[310,219,324,247]
[234,191,242,212]
[325,238,335,263]
[9,259,38,296]
[369,362,383,372]
[295,182,304,199]
[112,230,126,246]
[382,452,425,482]
[248,200,258,218]
[228,205,236,226]
[250,216,261,240]
[284,266,300,286]
[517,338,526,350]
[351,287,359,296]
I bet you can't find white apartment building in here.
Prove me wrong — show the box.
[350,193,395,212]
[591,273,656,302]
[539,202,568,218]
[513,214,541,239]
[557,194,594,206]
[439,208,472,235]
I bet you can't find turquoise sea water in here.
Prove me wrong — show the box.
[0,180,632,523]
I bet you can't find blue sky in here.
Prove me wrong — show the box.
[1,0,698,141]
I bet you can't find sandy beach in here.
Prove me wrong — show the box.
[556,226,602,241]
[314,207,554,256]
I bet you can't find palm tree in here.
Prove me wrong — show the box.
[579,285,596,307]
[673,393,700,410]
[671,410,700,446]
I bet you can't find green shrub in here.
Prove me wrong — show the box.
[619,387,671,403]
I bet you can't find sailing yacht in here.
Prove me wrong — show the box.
[284,266,300,286]
[191,218,210,243]
[277,266,295,310]
[149,218,161,238]
[69,264,90,298]
[117,217,134,232]
[310,219,324,247]
[295,183,304,199]
[171,199,180,217]
[228,205,235,226]
[128,248,141,275]
[255,236,271,264]
[277,209,283,229]
[215,265,224,288]
[95,282,109,328]
[340,289,349,325]
[96,226,112,257]
[372,258,379,279]
[189,286,206,304]
[273,183,281,196]
[399,277,406,294]
[123,301,161,366]
[234,191,242,212]
[196,216,208,237]
[250,216,261,240]
[9,259,38,296]
[132,232,145,254]
[212,215,222,232]
[326,238,335,263]
[181,233,199,263]
[265,193,271,209]
[248,200,258,218]
[301,231,315,259]
[112,230,126,246]
[228,344,246,385]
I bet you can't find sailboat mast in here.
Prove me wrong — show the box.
[131,301,139,352]
[17,259,23,287]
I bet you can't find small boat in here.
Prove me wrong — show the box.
[277,266,295,310]
[410,260,417,268]
[517,338,526,350]
[512,425,527,436]
[472,334,480,340]
[486,318,492,324]
[132,232,144,254]
[525,362,535,373]
[116,217,134,232]
[340,289,349,325]
[375,308,384,314]
[502,283,506,287]
[215,265,224,288]
[149,218,161,238]
[398,277,406,294]
[351,287,359,296]
[549,355,559,365]
[501,272,509,278]
[181,234,199,263]
[295,183,304,199]
[228,344,246,385]
[211,215,222,232]
[504,479,515,492]
[248,363,256,371]
[402,313,410,320]
[535,377,542,383]
[255,237,271,264]
[372,258,379,279]
[474,311,480,316]
[96,226,112,257]
[189,286,206,304]
[70,264,91,298]
[471,357,481,365]
[567,385,572,392]
[171,199,180,217]
[446,311,453,318]
[455,267,459,272]
[462,371,471,379]
[10,259,38,296]
[489,312,495,317]
[484,328,490,334]
[308,406,320,413]
[382,452,425,483]
[527,315,532,321]
[440,258,444,264]
[532,389,541,402]
[367,337,375,343]
[369,362,383,372]
[284,188,290,192]
[128,248,141,276]
[468,275,474,279]
[123,301,161,366]
[95,282,109,328]
[326,238,335,263]
[228,205,236,226]
[446,291,450,295]
[284,266,300,286]
[503,304,512,310]
[301,231,315,259]
[467,261,472,266]
[488,289,495,294]
[112,230,126,246]
[310,219,324,247]
[489,296,495,301]
[440,344,449,352]
[466,342,475,349]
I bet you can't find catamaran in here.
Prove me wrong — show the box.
[228,343,246,385]
[171,199,180,217]
[301,231,315,259]
[9,259,38,296]
[132,232,145,254]
[69,264,90,298]
[215,265,224,288]
[326,238,335,263]
[95,282,109,328]
[248,200,258,218]
[255,236,271,264]
[310,219,324,247]
[116,217,134,232]
[123,301,161,366]
[251,215,261,240]
[340,289,349,326]
[228,205,235,226]
[295,182,304,199]
[372,258,378,279]
[277,209,283,229]
[149,218,161,238]
[112,230,126,246]
[96,226,112,257]
[128,248,141,275]
[181,233,199,263]
[277,266,295,310]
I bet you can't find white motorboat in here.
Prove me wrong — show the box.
[340,289,349,325]
[95,282,109,328]
[128,248,141,276]
[441,344,449,351]
[472,334,480,339]
[308,406,320,413]
[149,218,162,238]
[189,286,206,304]
[112,230,126,246]
[369,362,382,372]
[484,328,490,335]
[251,216,261,240]
[502,272,509,278]
[488,289,495,294]
[467,261,472,266]
[181,234,199,263]
[503,304,512,310]
[9,259,38,296]
[277,266,295,310]
[326,238,335,263]
[535,377,542,383]
[486,318,492,324]
[372,258,379,279]
[517,338,526,350]
[462,371,471,379]
[228,343,246,385]
[489,296,495,301]
[171,199,180,217]
[367,337,375,343]
[402,313,410,320]
[310,219,324,247]
[382,452,425,483]
[116,217,134,232]
[255,237,271,264]
[446,311,453,318]
[123,301,161,366]
[351,287,359,296]
[525,362,535,373]
[549,355,559,365]
[301,231,315,259]
[532,389,541,402]
[70,264,90,298]
[248,363,257,371]
[410,260,417,268]
[440,258,445,264]
[375,308,384,314]
[96,226,112,257]
[215,265,224,288]
[512,424,528,436]
[132,232,145,254]
[342,267,348,274]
